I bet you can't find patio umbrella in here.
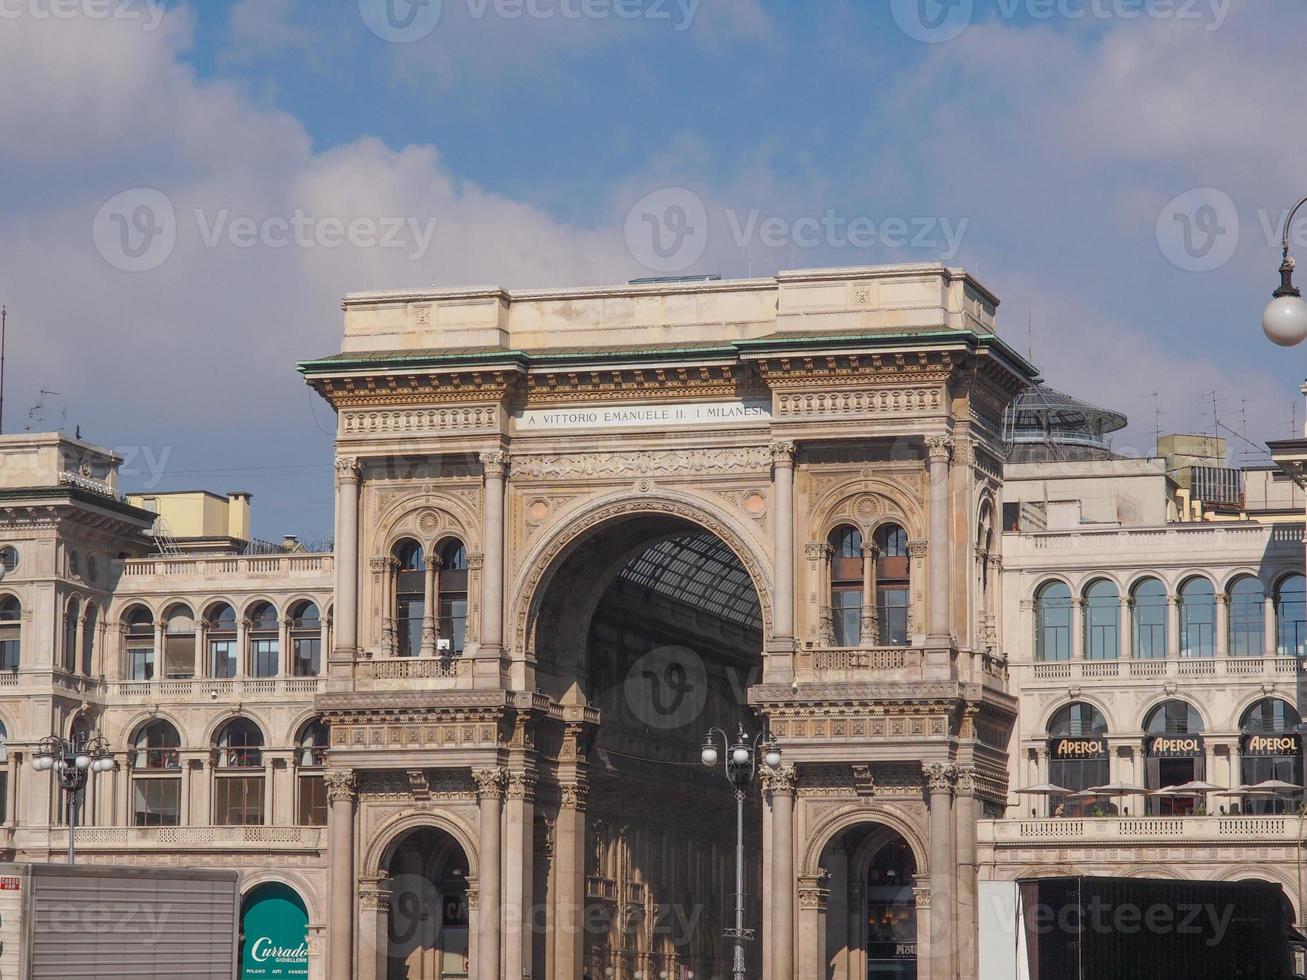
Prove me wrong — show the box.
[1085,782,1149,798]
[1015,783,1072,796]
[1217,785,1259,795]
[1172,780,1226,794]
[1249,779,1303,794]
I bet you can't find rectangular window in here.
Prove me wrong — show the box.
[214,776,264,826]
[163,633,194,679]
[250,638,279,678]
[209,639,236,678]
[397,596,424,657]
[877,587,910,646]
[133,778,180,827]
[128,646,155,681]
[832,589,862,646]
[1133,612,1167,659]
[293,636,321,676]
[0,627,18,671]
[438,595,468,654]
[1230,602,1264,657]
[297,774,327,825]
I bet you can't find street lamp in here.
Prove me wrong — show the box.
[32,732,113,864]
[700,724,781,980]
[1261,195,1307,347]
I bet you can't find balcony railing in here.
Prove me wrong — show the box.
[112,676,324,702]
[1023,656,1304,682]
[117,554,334,578]
[40,825,324,850]
[981,814,1302,845]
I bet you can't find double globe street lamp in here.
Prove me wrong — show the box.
[32,733,114,864]
[700,725,783,980]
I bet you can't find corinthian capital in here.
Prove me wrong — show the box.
[923,762,956,793]
[334,456,361,485]
[770,440,796,466]
[760,763,798,796]
[924,435,953,464]
[473,767,509,800]
[324,769,357,803]
[953,765,978,795]
[479,451,510,479]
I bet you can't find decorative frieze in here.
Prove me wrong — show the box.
[774,387,942,419]
[341,405,498,436]
[510,447,772,480]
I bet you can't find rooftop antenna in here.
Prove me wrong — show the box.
[1145,393,1166,457]
[1027,305,1034,363]
[25,388,61,433]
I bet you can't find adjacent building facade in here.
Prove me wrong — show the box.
[0,264,1302,979]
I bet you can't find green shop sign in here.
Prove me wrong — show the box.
[241,883,309,979]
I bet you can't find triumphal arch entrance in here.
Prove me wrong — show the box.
[302,264,1035,980]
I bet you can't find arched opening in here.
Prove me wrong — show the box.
[1277,573,1307,656]
[393,539,425,657]
[289,601,322,677]
[162,603,195,679]
[382,826,470,980]
[874,522,910,646]
[214,717,265,826]
[1144,700,1205,815]
[1131,577,1168,659]
[530,510,765,980]
[247,602,280,678]
[1229,576,1266,657]
[819,823,922,980]
[436,538,469,655]
[295,718,329,826]
[130,719,181,826]
[1179,577,1216,658]
[1239,698,1303,814]
[240,882,309,980]
[828,524,864,646]
[123,605,155,680]
[1082,580,1119,660]
[61,597,80,674]
[1046,702,1110,817]
[1033,581,1071,661]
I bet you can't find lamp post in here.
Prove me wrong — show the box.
[1260,195,1307,347]
[31,732,113,864]
[700,724,782,980]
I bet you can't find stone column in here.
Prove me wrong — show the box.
[504,772,536,980]
[152,620,165,677]
[333,458,362,668]
[76,615,89,675]
[954,766,979,979]
[193,620,207,679]
[357,877,392,980]
[1122,598,1134,659]
[925,436,953,639]
[280,618,293,676]
[924,763,955,980]
[860,541,880,646]
[421,556,442,656]
[235,619,249,679]
[771,441,797,644]
[764,763,797,980]
[474,768,507,980]
[797,874,829,980]
[824,843,848,979]
[4,752,17,825]
[263,756,277,824]
[1167,594,1181,658]
[479,451,508,664]
[554,780,587,979]
[1265,594,1279,655]
[1071,597,1085,660]
[1216,593,1230,657]
[325,770,357,980]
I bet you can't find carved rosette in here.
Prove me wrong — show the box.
[324,769,357,803]
[922,762,956,794]
[473,767,509,800]
[334,456,361,486]
[924,435,953,464]
[760,763,798,797]
[479,450,510,480]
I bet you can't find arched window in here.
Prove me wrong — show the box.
[828,525,864,646]
[874,523,910,646]
[1277,574,1307,656]
[296,719,329,826]
[1131,578,1168,659]
[0,720,8,820]
[290,601,322,677]
[162,604,195,680]
[1034,581,1072,661]
[1240,698,1303,814]
[131,720,180,827]
[1047,702,1110,817]
[214,718,264,826]
[437,539,469,655]
[62,597,79,674]
[393,540,425,657]
[206,603,237,678]
[0,596,21,671]
[1179,577,1215,658]
[1083,580,1119,660]
[124,605,155,680]
[247,602,279,678]
[1144,700,1205,814]
[1229,576,1266,657]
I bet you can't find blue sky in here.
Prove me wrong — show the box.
[0,0,1302,539]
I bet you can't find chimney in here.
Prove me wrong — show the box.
[227,492,252,542]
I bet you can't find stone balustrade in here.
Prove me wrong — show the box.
[112,675,325,703]
[34,824,324,852]
[117,554,334,579]
[980,814,1303,844]
[1020,655,1304,682]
